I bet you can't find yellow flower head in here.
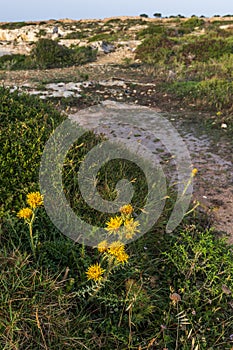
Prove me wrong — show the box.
[191,168,198,177]
[116,251,129,264]
[17,207,33,220]
[119,204,133,216]
[108,241,125,257]
[97,240,108,253]
[105,216,123,234]
[86,263,105,282]
[124,218,140,238]
[27,192,43,208]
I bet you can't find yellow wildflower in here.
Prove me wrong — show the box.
[27,192,43,208]
[119,204,133,216]
[124,218,140,238]
[108,241,125,257]
[105,216,122,234]
[191,168,198,177]
[116,251,129,264]
[17,207,33,220]
[86,263,105,282]
[97,240,108,253]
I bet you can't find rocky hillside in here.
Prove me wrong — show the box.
[0,17,146,57]
[0,16,232,59]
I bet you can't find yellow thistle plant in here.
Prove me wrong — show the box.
[108,240,125,257]
[124,218,140,239]
[97,240,108,253]
[105,216,123,234]
[27,191,44,208]
[17,207,33,221]
[86,204,139,285]
[17,191,44,256]
[119,204,133,219]
[86,263,105,282]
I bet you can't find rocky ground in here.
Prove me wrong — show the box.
[0,17,232,241]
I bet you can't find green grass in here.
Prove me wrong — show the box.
[1,87,233,349]
[135,20,233,131]
[1,212,233,349]
[163,79,233,109]
[160,79,233,131]
[87,32,119,43]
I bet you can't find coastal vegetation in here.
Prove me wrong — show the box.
[0,39,97,70]
[0,15,233,349]
[0,16,232,126]
[1,85,232,350]
[135,17,233,130]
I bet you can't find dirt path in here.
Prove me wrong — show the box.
[69,101,233,243]
[1,64,232,242]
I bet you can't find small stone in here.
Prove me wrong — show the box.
[221,123,227,129]
[170,293,181,302]
[222,285,231,295]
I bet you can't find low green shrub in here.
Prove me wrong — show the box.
[36,28,47,37]
[212,19,233,26]
[0,54,31,70]
[137,24,166,39]
[0,21,34,29]
[64,31,88,39]
[123,18,147,26]
[0,87,65,214]
[179,38,233,63]
[177,53,233,81]
[88,32,118,42]
[0,39,97,71]
[72,45,97,64]
[178,16,205,34]
[105,18,122,24]
[136,34,176,64]
[31,38,76,69]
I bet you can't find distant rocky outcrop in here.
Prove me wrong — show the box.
[0,28,38,42]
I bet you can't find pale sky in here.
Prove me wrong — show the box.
[0,0,232,22]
